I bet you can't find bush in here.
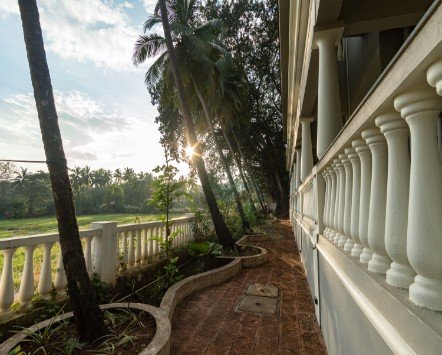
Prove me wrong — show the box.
[140,199,161,214]
[124,205,140,214]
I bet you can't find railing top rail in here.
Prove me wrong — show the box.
[0,228,102,250]
[116,215,194,233]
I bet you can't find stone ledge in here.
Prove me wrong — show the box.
[160,257,242,321]
[0,303,171,355]
[217,235,269,268]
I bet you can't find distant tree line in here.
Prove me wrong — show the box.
[0,162,195,219]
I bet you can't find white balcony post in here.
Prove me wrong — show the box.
[336,155,346,246]
[54,251,67,295]
[300,117,314,181]
[363,128,391,274]
[0,248,16,315]
[38,242,54,298]
[322,169,330,237]
[295,148,302,189]
[350,139,364,258]
[18,245,36,307]
[327,165,337,241]
[314,27,344,159]
[343,148,354,251]
[355,138,374,263]
[331,159,341,243]
[394,84,442,310]
[375,112,416,288]
[91,222,117,285]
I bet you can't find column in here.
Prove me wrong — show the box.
[91,221,118,285]
[394,84,442,310]
[295,148,302,189]
[343,148,354,251]
[331,159,341,244]
[300,117,314,181]
[375,112,416,288]
[350,139,364,258]
[336,154,346,247]
[362,128,391,274]
[355,137,374,263]
[314,27,344,159]
[327,165,336,241]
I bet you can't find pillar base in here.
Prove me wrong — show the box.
[351,243,363,258]
[329,231,336,241]
[337,236,346,248]
[386,262,416,289]
[333,233,341,244]
[344,239,354,252]
[368,253,391,274]
[360,248,373,264]
[410,275,442,311]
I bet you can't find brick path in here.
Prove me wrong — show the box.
[171,219,327,354]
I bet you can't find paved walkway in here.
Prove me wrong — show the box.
[171,219,327,354]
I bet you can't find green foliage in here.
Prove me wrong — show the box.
[32,296,61,322]
[188,241,222,271]
[56,337,86,355]
[162,256,183,287]
[91,273,111,303]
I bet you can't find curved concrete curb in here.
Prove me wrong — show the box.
[217,246,268,268]
[160,257,242,321]
[0,303,170,355]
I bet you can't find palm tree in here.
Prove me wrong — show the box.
[18,0,106,342]
[114,168,122,184]
[136,0,235,247]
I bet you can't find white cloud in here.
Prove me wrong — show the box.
[142,0,157,14]
[1,0,151,71]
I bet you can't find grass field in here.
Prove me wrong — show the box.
[0,213,173,239]
[0,214,179,292]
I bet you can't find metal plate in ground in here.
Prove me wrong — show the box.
[237,295,278,315]
[246,284,279,298]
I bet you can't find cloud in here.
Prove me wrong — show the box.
[1,0,150,71]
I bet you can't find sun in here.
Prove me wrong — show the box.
[185,145,195,158]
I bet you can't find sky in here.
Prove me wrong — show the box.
[0,0,188,175]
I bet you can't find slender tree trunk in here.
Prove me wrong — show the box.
[232,131,267,211]
[18,0,106,342]
[220,127,257,212]
[158,0,235,248]
[192,81,251,232]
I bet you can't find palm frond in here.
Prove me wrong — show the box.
[133,34,166,66]
[143,16,162,33]
[145,51,169,88]
[194,19,225,39]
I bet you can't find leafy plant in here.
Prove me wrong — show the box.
[162,256,183,288]
[188,241,222,271]
[55,337,86,355]
[31,296,61,322]
[90,273,111,303]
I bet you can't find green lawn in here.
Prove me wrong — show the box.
[0,213,172,239]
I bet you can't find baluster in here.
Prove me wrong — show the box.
[349,140,364,258]
[331,159,340,243]
[322,169,330,238]
[154,227,160,258]
[328,164,337,241]
[363,128,391,274]
[115,233,120,271]
[127,231,135,269]
[54,250,67,295]
[395,84,442,310]
[147,228,153,259]
[84,237,93,277]
[141,229,148,265]
[376,112,416,288]
[18,245,36,307]
[356,137,374,264]
[336,156,346,246]
[0,248,17,315]
[343,148,354,251]
[134,230,141,267]
[121,232,128,271]
[38,242,54,298]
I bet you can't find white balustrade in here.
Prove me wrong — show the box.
[355,138,374,263]
[395,84,442,311]
[336,156,346,246]
[328,164,337,241]
[0,215,195,318]
[331,160,340,243]
[343,148,354,251]
[375,112,416,288]
[349,140,363,258]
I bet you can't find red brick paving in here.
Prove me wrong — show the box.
[171,219,327,354]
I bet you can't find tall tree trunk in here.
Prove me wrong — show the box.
[158,0,235,248]
[232,131,267,211]
[192,81,251,232]
[220,127,257,212]
[18,0,106,342]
